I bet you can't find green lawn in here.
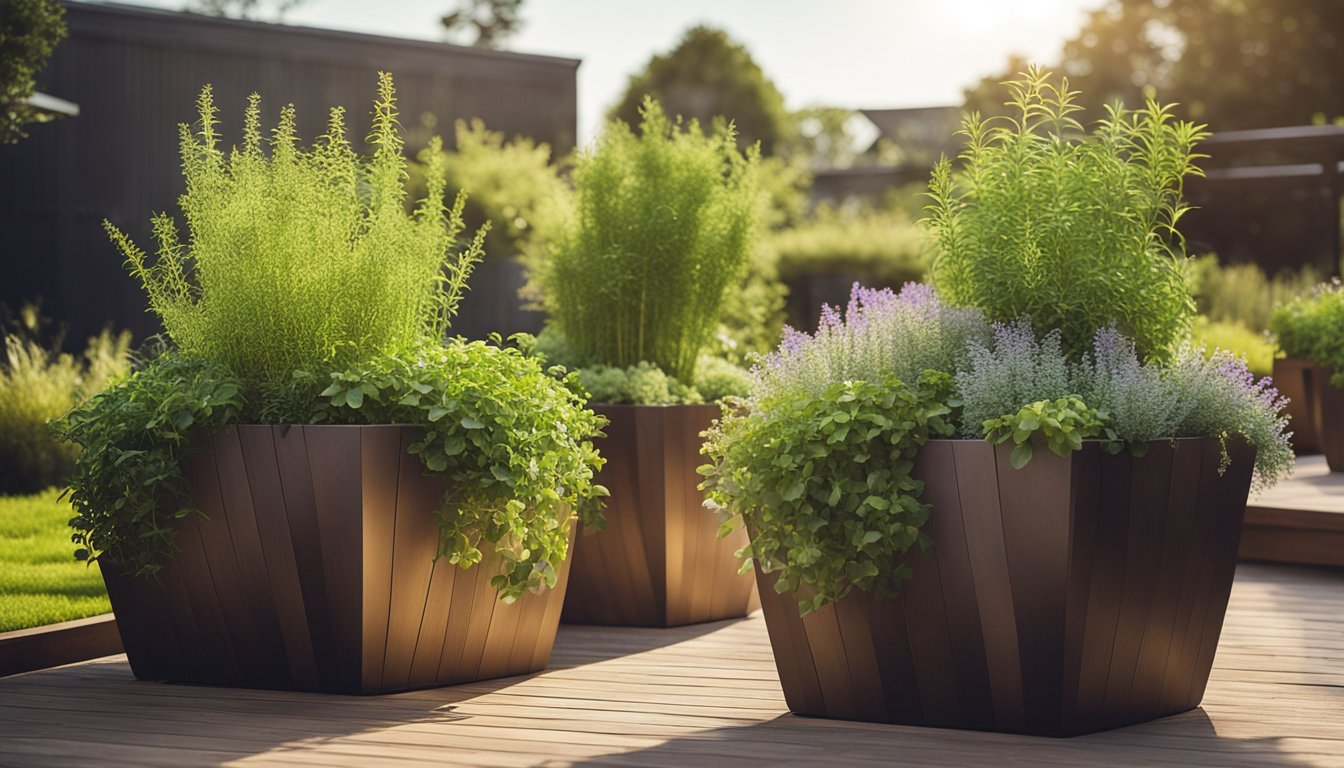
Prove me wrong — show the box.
[0,489,110,632]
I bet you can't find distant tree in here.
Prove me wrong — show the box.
[0,0,66,144]
[610,26,793,156]
[965,0,1344,131]
[441,0,524,48]
[783,106,862,169]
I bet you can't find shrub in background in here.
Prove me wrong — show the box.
[1190,255,1320,333]
[926,66,1208,361]
[1269,280,1344,386]
[0,310,130,494]
[58,75,606,598]
[766,205,930,288]
[1191,317,1273,378]
[538,97,759,399]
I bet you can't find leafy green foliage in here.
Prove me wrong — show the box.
[105,73,485,420]
[610,25,793,155]
[1192,317,1273,378]
[521,329,750,405]
[700,372,956,615]
[1269,281,1344,385]
[539,98,760,385]
[965,1,1344,132]
[0,313,130,493]
[767,205,931,287]
[0,0,66,144]
[927,67,1207,361]
[63,75,606,599]
[0,488,110,632]
[307,339,607,600]
[53,355,245,577]
[1190,255,1320,333]
[412,118,569,272]
[984,395,1115,469]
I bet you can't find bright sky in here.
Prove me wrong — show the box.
[108,0,1102,143]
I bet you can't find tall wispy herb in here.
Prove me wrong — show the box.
[925,67,1208,361]
[104,73,485,417]
[539,98,759,384]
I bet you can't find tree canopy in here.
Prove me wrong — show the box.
[0,0,67,144]
[965,0,1344,131]
[609,25,793,155]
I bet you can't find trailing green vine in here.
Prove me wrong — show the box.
[700,371,955,615]
[52,355,245,577]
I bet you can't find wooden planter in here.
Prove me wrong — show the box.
[1311,364,1344,472]
[1273,358,1319,453]
[101,425,574,694]
[561,404,759,627]
[753,437,1255,737]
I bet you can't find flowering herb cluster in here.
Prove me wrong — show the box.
[702,280,1293,615]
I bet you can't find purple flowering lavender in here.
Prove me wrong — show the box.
[956,321,1292,489]
[751,282,988,401]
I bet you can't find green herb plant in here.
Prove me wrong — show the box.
[983,395,1117,469]
[700,372,955,615]
[1269,280,1344,386]
[539,97,759,395]
[926,66,1209,361]
[58,75,607,599]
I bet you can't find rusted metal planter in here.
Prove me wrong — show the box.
[101,425,574,694]
[1310,364,1344,472]
[1273,357,1319,453]
[561,404,759,627]
[753,437,1255,737]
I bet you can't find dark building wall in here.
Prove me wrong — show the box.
[1,1,578,346]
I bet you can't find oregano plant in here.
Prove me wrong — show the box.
[925,66,1209,361]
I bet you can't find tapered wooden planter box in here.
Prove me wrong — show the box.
[101,425,574,694]
[561,404,759,627]
[1273,358,1319,453]
[754,437,1255,737]
[1310,365,1344,472]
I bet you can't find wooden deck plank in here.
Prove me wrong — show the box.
[0,563,1340,768]
[1243,455,1344,566]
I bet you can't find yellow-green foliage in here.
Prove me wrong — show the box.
[438,119,570,268]
[0,488,110,631]
[1191,317,1274,378]
[1189,254,1320,332]
[927,67,1208,361]
[766,206,931,285]
[541,98,759,384]
[104,73,485,417]
[0,329,130,493]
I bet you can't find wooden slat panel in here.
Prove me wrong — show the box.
[303,426,364,693]
[209,427,290,685]
[1273,358,1318,452]
[524,520,576,672]
[1100,441,1176,721]
[799,604,858,720]
[916,441,994,730]
[357,426,401,693]
[1061,445,1101,730]
[271,425,341,689]
[1127,440,1205,717]
[995,442,1073,734]
[752,567,826,715]
[236,425,320,688]
[1074,449,1133,722]
[951,440,1024,731]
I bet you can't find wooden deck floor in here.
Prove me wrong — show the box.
[0,563,1340,768]
[1244,455,1344,566]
